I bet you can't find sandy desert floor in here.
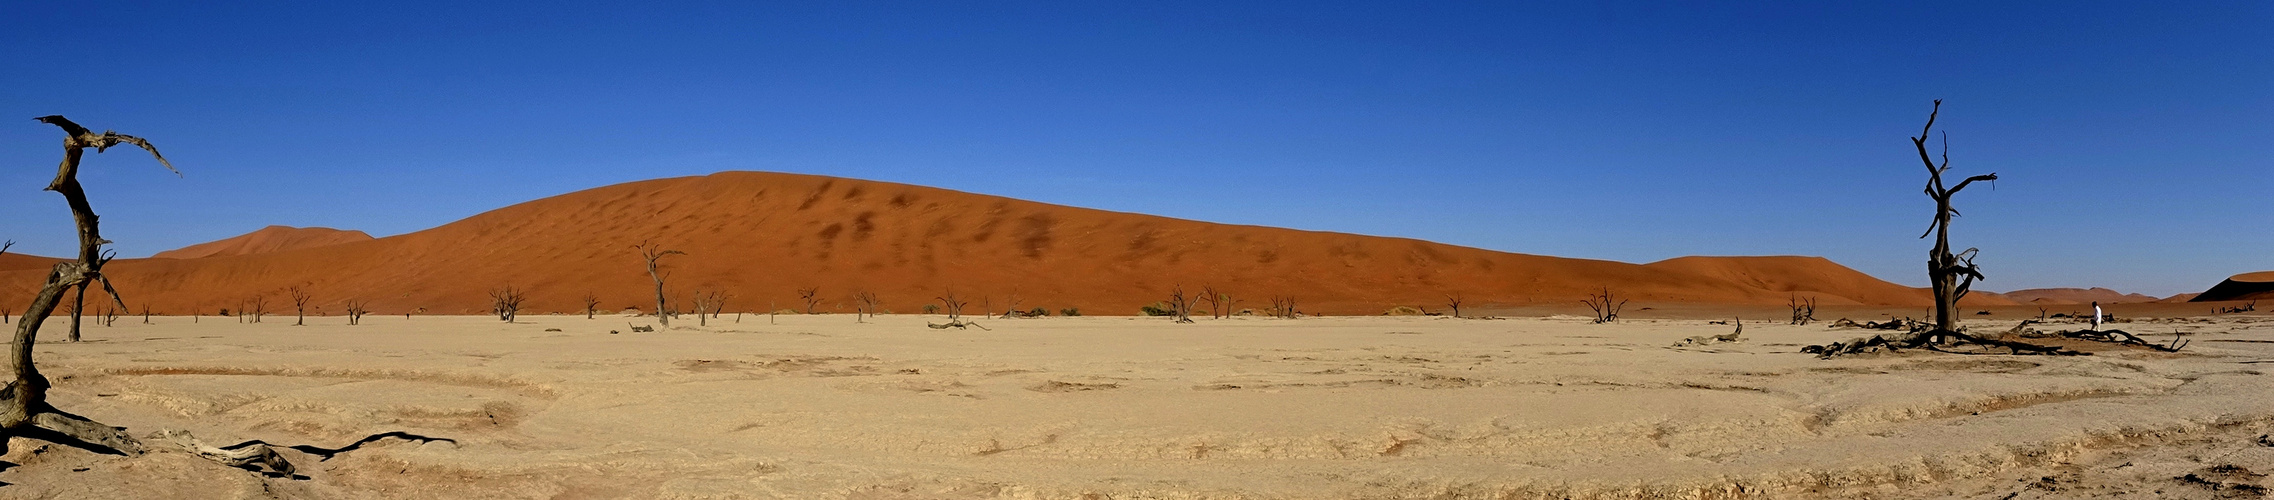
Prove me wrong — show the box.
[1,311,2270,499]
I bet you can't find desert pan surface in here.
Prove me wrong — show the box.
[3,311,2268,499]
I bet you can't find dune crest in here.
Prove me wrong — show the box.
[152,225,375,259]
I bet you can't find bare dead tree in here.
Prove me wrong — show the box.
[1580,287,1625,324]
[1806,102,2082,357]
[1268,295,1299,319]
[581,292,600,319]
[853,291,881,323]
[247,295,268,324]
[344,299,369,326]
[288,286,312,326]
[691,288,726,327]
[1913,100,1998,340]
[1199,285,1223,319]
[489,285,526,323]
[1167,286,1198,324]
[927,289,987,329]
[936,290,966,320]
[1001,293,1025,318]
[797,286,822,314]
[1445,293,1465,319]
[1788,294,1817,325]
[633,241,685,327]
[4,115,179,455]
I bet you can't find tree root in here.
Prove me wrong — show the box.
[150,429,460,477]
[926,320,990,330]
[18,407,146,456]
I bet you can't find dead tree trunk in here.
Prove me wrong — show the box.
[1445,293,1464,319]
[67,284,85,342]
[1199,286,1222,319]
[581,292,600,319]
[489,286,526,323]
[5,115,180,454]
[634,241,684,327]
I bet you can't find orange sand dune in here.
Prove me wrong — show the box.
[2192,271,2274,302]
[3,172,1999,316]
[1997,287,2159,305]
[151,225,374,259]
[1642,255,2012,307]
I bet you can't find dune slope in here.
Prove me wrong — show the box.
[152,225,375,259]
[3,172,1999,315]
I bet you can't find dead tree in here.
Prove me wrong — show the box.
[4,115,178,455]
[288,286,312,326]
[489,285,526,323]
[928,289,987,329]
[1445,293,1465,319]
[1580,287,1625,324]
[1167,286,1198,323]
[581,292,600,319]
[691,288,726,327]
[797,286,822,314]
[1788,294,1817,325]
[344,299,369,326]
[633,241,685,326]
[1268,295,1299,319]
[1804,102,2082,357]
[1199,285,1224,319]
[247,295,268,323]
[936,290,966,320]
[1913,100,1999,340]
[852,291,881,323]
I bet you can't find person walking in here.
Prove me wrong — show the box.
[2091,301,2103,331]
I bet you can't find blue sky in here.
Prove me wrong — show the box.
[2,2,2266,296]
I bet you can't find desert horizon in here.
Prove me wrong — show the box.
[4,2,2270,499]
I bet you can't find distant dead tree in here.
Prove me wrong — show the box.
[288,286,312,326]
[1268,295,1299,319]
[247,295,269,324]
[1445,293,1465,319]
[3,115,182,457]
[928,289,988,330]
[852,291,881,323]
[489,286,526,323]
[633,241,685,326]
[141,304,150,325]
[1199,285,1223,319]
[344,299,369,326]
[1580,287,1625,324]
[1788,294,1817,325]
[581,292,600,319]
[1001,293,1025,317]
[935,290,966,320]
[691,288,726,327]
[797,286,822,314]
[1166,286,1199,324]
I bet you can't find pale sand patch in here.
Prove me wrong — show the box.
[1,313,2270,499]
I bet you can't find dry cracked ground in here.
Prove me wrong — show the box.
[1,313,2270,499]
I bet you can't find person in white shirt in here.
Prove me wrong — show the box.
[2091,301,2103,331]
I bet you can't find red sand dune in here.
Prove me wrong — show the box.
[3,172,2018,316]
[2192,271,2274,302]
[151,225,374,259]
[1996,287,2160,305]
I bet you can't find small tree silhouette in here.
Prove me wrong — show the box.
[288,286,312,326]
[489,286,526,323]
[633,241,685,327]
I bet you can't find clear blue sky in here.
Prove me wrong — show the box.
[2,2,2267,296]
